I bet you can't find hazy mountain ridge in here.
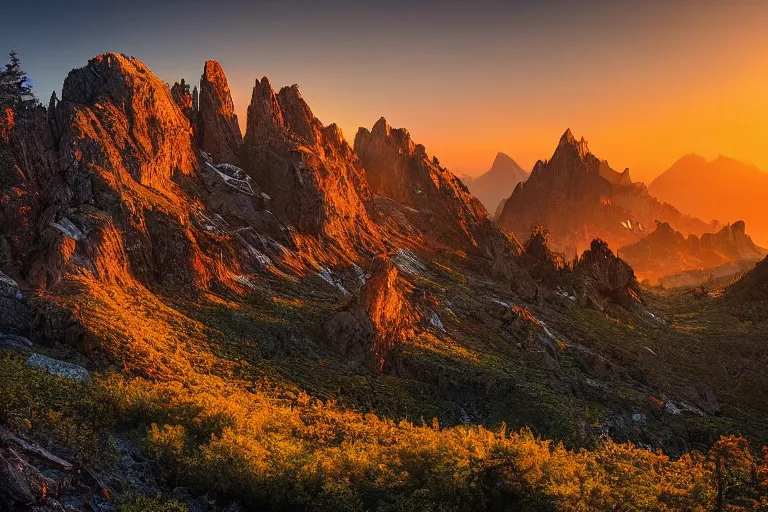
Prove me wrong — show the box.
[649,154,768,247]
[466,152,529,214]
[618,220,767,285]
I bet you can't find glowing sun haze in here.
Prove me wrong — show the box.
[4,0,767,183]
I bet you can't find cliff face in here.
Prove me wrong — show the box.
[0,53,216,292]
[199,60,242,166]
[355,118,538,299]
[497,130,714,257]
[354,117,505,254]
[242,80,382,263]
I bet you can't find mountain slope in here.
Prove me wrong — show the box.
[649,155,768,247]
[467,152,529,214]
[497,130,715,256]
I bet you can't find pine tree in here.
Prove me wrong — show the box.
[0,51,35,108]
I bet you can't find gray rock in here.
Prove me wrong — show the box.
[26,353,90,382]
[0,271,22,299]
[0,334,33,351]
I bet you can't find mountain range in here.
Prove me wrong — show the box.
[496,130,717,257]
[617,220,767,285]
[1,53,768,511]
[649,154,768,247]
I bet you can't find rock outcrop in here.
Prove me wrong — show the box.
[324,255,417,371]
[497,129,714,257]
[618,220,767,284]
[243,80,381,263]
[199,60,243,166]
[572,239,641,314]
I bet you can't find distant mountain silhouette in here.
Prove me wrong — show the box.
[649,155,768,247]
[466,152,528,214]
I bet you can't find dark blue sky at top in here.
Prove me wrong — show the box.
[1,0,716,99]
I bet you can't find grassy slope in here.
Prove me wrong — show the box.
[2,251,767,510]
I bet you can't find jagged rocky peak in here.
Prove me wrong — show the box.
[171,78,193,111]
[552,128,600,171]
[555,128,591,161]
[199,60,242,166]
[354,117,538,298]
[242,75,379,258]
[245,77,285,137]
[11,52,257,293]
[245,79,328,147]
[497,127,712,257]
[354,117,477,208]
[60,53,198,190]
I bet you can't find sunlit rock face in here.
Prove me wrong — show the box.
[355,117,538,299]
[324,254,418,371]
[355,117,490,250]
[0,54,291,295]
[199,60,242,166]
[242,79,383,263]
[497,129,714,258]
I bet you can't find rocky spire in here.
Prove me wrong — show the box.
[242,75,381,259]
[199,60,242,166]
[354,117,537,299]
[244,77,284,142]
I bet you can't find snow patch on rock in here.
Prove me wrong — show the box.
[27,354,90,382]
[51,218,85,241]
[318,268,349,295]
[429,310,445,332]
[393,249,427,275]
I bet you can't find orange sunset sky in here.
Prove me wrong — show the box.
[4,1,768,183]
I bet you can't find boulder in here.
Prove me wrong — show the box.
[324,255,417,371]
[26,353,90,382]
